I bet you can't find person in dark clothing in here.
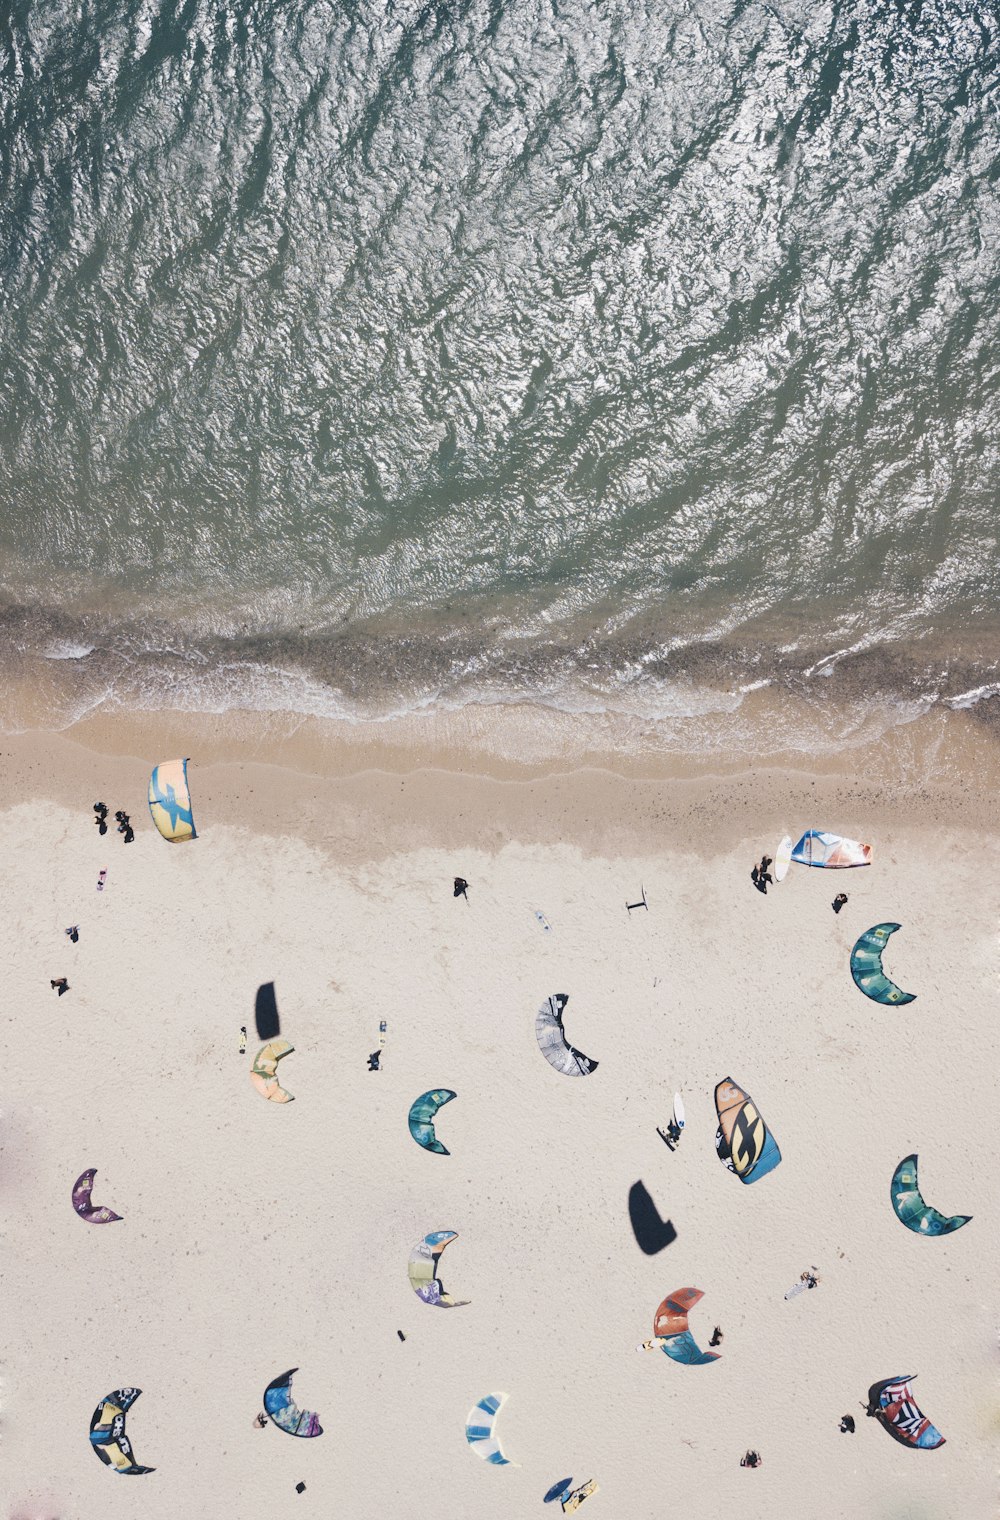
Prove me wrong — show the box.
[740,1450,761,1468]
[122,822,134,844]
[367,1050,381,1071]
[94,801,109,835]
[751,854,773,894]
[839,1415,855,1433]
[116,811,134,843]
[50,977,69,995]
[65,925,79,943]
[709,1326,723,1347]
[453,877,469,900]
[832,893,848,913]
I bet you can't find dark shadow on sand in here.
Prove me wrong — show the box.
[255,981,280,1041]
[628,1180,677,1255]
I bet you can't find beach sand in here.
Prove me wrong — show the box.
[2,718,997,1519]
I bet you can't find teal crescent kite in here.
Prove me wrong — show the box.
[850,923,916,1005]
[408,1089,456,1154]
[890,1154,971,1236]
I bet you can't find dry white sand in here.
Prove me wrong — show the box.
[2,734,997,1519]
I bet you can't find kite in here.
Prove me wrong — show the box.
[890,1155,971,1236]
[148,758,196,842]
[408,1089,456,1154]
[408,1231,470,1307]
[72,1168,122,1224]
[714,1076,781,1184]
[89,1387,155,1474]
[250,1040,295,1103]
[562,1480,600,1512]
[263,1369,323,1437]
[791,830,871,867]
[465,1392,514,1465]
[637,1287,719,1365]
[866,1375,945,1449]
[851,923,916,1005]
[535,994,598,1077]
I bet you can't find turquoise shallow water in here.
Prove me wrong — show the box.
[0,0,998,736]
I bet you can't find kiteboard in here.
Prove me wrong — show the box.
[773,835,792,882]
[562,1479,599,1513]
[533,909,552,932]
[97,868,107,891]
[672,1092,685,1131]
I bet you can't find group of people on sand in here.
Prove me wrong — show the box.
[750,850,849,914]
[94,800,134,843]
[51,803,136,994]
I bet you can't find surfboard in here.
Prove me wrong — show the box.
[672,1092,685,1130]
[773,835,792,882]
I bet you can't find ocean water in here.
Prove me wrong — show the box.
[0,0,998,746]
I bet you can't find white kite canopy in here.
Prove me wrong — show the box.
[791,830,871,868]
[535,995,598,1077]
[465,1393,514,1465]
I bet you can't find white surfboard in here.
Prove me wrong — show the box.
[773,835,792,882]
[672,1092,685,1130]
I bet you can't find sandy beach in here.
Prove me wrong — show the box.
[2,714,996,1520]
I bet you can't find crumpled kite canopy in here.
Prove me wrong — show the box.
[851,923,916,1006]
[651,1287,719,1366]
[890,1154,971,1236]
[466,1392,514,1465]
[408,1089,456,1154]
[251,1040,295,1103]
[89,1387,155,1474]
[148,758,196,842]
[791,830,871,868]
[867,1375,945,1449]
[264,1368,323,1437]
[714,1076,781,1184]
[72,1167,122,1224]
[535,994,598,1077]
[408,1230,470,1307]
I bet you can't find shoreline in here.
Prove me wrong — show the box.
[4,692,999,860]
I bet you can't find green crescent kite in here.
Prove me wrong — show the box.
[850,923,916,1005]
[890,1154,971,1236]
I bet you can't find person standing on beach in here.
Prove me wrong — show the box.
[50,977,69,995]
[93,801,109,835]
[65,925,79,943]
